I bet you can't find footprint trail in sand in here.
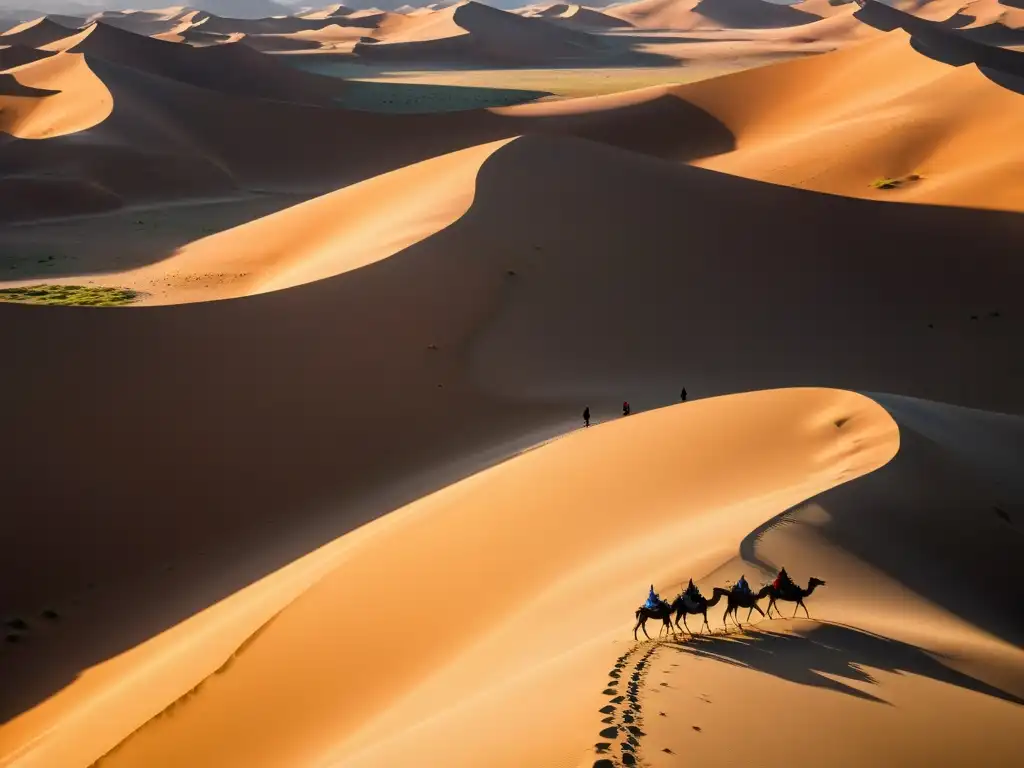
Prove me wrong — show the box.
[593,642,659,767]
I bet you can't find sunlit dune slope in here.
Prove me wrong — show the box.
[42,22,348,105]
[673,29,1024,210]
[354,1,604,63]
[527,3,630,28]
[0,48,732,221]
[0,44,55,70]
[606,0,821,30]
[0,134,1021,765]
[0,17,78,47]
[0,390,900,768]
[0,51,112,139]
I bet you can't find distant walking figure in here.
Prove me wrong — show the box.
[680,387,687,402]
[583,406,590,428]
[622,401,631,416]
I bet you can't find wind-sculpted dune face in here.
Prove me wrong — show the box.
[355,0,606,63]
[673,28,1024,211]
[42,22,348,105]
[606,0,822,30]
[0,43,55,70]
[0,16,79,47]
[0,51,112,140]
[526,3,630,28]
[0,134,1021,763]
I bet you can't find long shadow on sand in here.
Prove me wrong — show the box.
[855,0,1024,79]
[666,622,1024,706]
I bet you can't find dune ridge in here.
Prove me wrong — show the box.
[673,28,1024,210]
[0,5,1022,768]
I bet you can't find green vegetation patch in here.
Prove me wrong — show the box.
[870,174,922,190]
[334,81,550,114]
[0,284,140,307]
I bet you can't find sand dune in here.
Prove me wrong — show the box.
[195,12,362,35]
[0,51,112,139]
[674,28,1024,210]
[528,3,630,27]
[297,4,357,20]
[42,22,348,105]
[1,4,1022,766]
[0,130,1021,758]
[354,1,604,63]
[606,0,821,30]
[0,16,78,46]
[0,43,54,70]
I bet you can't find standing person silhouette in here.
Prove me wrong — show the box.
[681,387,687,402]
[583,406,590,428]
[622,401,631,416]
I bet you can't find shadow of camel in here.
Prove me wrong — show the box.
[663,621,1024,707]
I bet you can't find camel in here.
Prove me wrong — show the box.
[671,588,728,635]
[633,600,674,640]
[765,577,826,619]
[722,584,770,627]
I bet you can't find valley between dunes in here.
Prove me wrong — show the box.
[1,1,1022,767]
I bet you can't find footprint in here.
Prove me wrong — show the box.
[599,705,615,715]
[599,726,619,740]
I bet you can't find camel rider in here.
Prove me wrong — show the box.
[686,578,703,602]
[644,585,662,610]
[735,574,750,594]
[773,567,794,593]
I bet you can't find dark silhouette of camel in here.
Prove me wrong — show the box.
[672,588,727,635]
[723,584,771,627]
[633,600,674,640]
[765,577,826,619]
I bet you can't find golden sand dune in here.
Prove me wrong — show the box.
[89,8,197,36]
[527,3,631,28]
[0,17,79,47]
[1,365,1021,764]
[297,4,357,20]
[0,44,55,71]
[606,0,822,30]
[675,28,1024,210]
[42,22,349,105]
[194,12,365,35]
[0,51,112,139]
[354,1,605,63]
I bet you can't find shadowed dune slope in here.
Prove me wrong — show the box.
[354,1,604,63]
[607,0,822,30]
[0,53,732,220]
[195,12,359,35]
[528,3,631,28]
[0,16,78,46]
[0,43,55,70]
[0,390,904,768]
[0,134,1021,765]
[672,29,1024,210]
[42,22,349,105]
[0,51,112,139]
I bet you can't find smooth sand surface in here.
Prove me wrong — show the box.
[675,29,1024,210]
[0,51,112,138]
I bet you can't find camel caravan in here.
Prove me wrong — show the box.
[633,568,826,640]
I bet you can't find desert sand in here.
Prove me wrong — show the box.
[1,1,1022,767]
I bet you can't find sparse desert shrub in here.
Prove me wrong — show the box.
[0,284,140,307]
[871,177,901,190]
